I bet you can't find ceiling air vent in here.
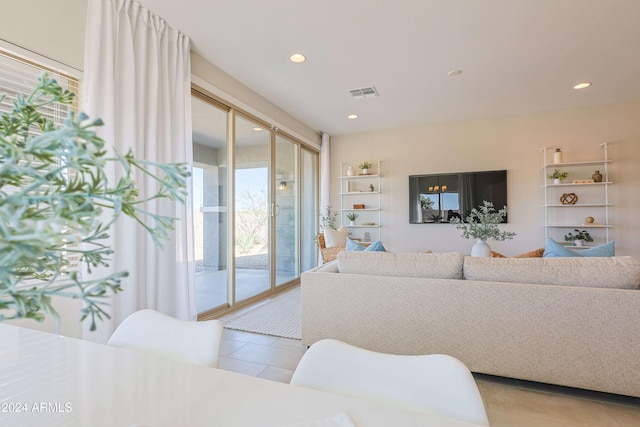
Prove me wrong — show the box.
[349,86,379,100]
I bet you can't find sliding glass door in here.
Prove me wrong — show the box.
[274,134,299,287]
[192,89,319,317]
[300,147,318,272]
[234,115,271,302]
[192,95,230,313]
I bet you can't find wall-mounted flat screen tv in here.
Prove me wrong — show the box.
[409,170,508,224]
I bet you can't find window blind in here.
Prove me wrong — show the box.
[0,49,81,282]
[0,51,78,123]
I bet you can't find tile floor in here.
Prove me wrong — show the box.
[217,327,640,426]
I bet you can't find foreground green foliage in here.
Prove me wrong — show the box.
[450,201,516,242]
[0,75,188,330]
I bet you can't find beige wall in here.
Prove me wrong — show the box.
[331,101,640,259]
[0,0,87,71]
[191,53,321,147]
[0,0,320,147]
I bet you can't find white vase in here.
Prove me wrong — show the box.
[349,220,355,226]
[553,149,562,164]
[346,166,354,177]
[574,239,583,247]
[553,178,561,185]
[361,168,369,175]
[471,239,491,257]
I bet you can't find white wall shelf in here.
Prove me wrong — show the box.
[545,224,613,228]
[542,182,612,188]
[541,143,612,245]
[544,204,612,208]
[339,161,382,242]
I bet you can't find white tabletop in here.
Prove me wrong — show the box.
[0,323,483,427]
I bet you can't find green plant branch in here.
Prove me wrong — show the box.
[0,73,188,330]
[450,201,516,242]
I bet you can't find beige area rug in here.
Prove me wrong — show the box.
[223,286,301,340]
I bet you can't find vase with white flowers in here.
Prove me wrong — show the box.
[450,201,516,257]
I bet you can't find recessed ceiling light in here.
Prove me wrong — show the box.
[347,114,358,120]
[447,69,462,77]
[289,53,306,63]
[252,127,263,132]
[574,82,592,90]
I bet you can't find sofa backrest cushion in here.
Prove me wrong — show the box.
[463,256,640,289]
[337,252,464,280]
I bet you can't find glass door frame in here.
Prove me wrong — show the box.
[191,89,231,316]
[230,111,272,306]
[193,86,319,320]
[273,131,301,289]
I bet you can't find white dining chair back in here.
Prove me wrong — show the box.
[290,339,489,426]
[108,309,224,368]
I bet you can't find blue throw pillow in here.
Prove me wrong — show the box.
[364,240,386,252]
[543,238,615,257]
[580,240,615,257]
[346,238,365,251]
[346,238,386,252]
[543,238,577,257]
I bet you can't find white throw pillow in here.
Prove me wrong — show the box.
[324,227,348,248]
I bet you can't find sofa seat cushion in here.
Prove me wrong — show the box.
[337,251,464,280]
[463,256,640,289]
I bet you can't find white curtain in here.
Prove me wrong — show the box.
[318,132,331,264]
[82,0,195,342]
[319,132,331,213]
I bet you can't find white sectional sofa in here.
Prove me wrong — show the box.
[300,251,640,397]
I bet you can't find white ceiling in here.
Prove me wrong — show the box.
[138,0,640,137]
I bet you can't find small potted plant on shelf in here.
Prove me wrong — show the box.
[564,229,594,247]
[346,212,359,226]
[359,161,373,175]
[547,169,569,184]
